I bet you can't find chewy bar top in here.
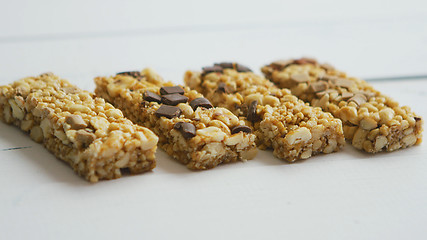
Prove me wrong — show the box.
[262,58,423,152]
[0,73,158,182]
[184,62,345,162]
[94,69,258,170]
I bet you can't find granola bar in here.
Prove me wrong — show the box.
[184,63,345,162]
[262,58,423,152]
[0,73,158,182]
[94,69,258,170]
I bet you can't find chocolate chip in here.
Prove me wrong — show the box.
[143,91,161,103]
[190,98,213,110]
[174,122,196,139]
[308,81,328,93]
[216,82,231,93]
[415,117,422,122]
[117,71,143,79]
[160,86,184,95]
[290,73,310,83]
[215,62,234,69]
[161,93,189,105]
[341,92,354,100]
[348,93,367,106]
[213,62,252,72]
[202,65,223,75]
[294,58,317,65]
[247,100,259,122]
[66,115,87,130]
[155,105,182,119]
[235,63,252,72]
[203,63,251,75]
[231,125,252,134]
[330,78,354,89]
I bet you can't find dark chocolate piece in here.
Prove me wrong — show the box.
[155,105,182,119]
[160,86,184,95]
[161,93,189,106]
[235,63,252,72]
[215,62,234,69]
[174,122,196,139]
[247,100,259,122]
[202,65,223,75]
[190,98,213,110]
[231,125,252,134]
[216,82,231,93]
[213,62,252,72]
[143,91,162,103]
[116,71,143,79]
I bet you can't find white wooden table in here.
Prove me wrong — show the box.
[1,1,426,239]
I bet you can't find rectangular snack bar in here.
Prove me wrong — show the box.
[94,69,258,170]
[0,73,158,182]
[184,63,345,162]
[262,58,423,152]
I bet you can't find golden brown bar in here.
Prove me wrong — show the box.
[94,69,257,170]
[262,58,423,152]
[184,63,345,162]
[0,73,158,182]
